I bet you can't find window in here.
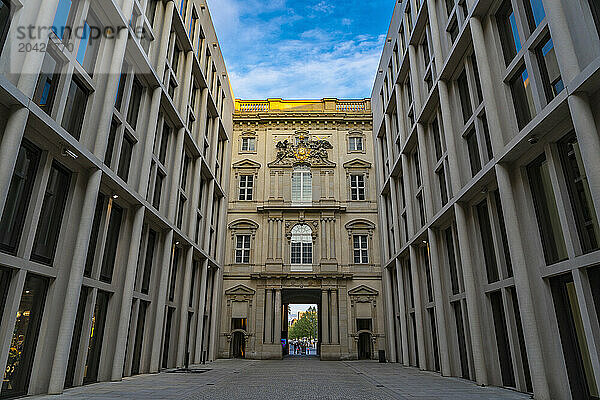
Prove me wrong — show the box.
[181,153,190,191]
[490,291,516,387]
[1,274,48,398]
[31,162,71,265]
[0,141,40,255]
[235,235,251,264]
[350,174,366,201]
[159,122,170,165]
[104,119,119,166]
[146,0,158,26]
[523,0,545,32]
[61,75,89,140]
[241,137,256,152]
[292,166,312,204]
[437,167,448,206]
[417,193,426,227]
[536,36,564,102]
[127,77,143,129]
[177,195,185,229]
[76,13,101,76]
[115,70,127,111]
[100,203,123,283]
[445,227,460,295]
[239,175,254,201]
[52,0,76,41]
[476,200,499,283]
[153,172,164,210]
[141,230,156,294]
[466,129,481,176]
[33,51,62,114]
[527,154,568,264]
[169,247,180,301]
[349,136,364,152]
[172,44,181,75]
[497,0,521,65]
[85,194,105,277]
[353,235,369,264]
[291,224,312,265]
[591,0,600,36]
[0,0,11,55]
[431,118,443,161]
[117,134,135,182]
[558,133,599,253]
[457,70,472,124]
[83,290,109,384]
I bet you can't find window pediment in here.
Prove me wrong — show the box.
[233,159,261,169]
[225,284,256,296]
[348,285,379,296]
[343,159,372,170]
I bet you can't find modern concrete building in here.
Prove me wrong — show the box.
[219,98,385,361]
[372,0,600,399]
[0,0,232,397]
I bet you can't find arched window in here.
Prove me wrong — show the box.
[291,224,312,265]
[292,166,312,204]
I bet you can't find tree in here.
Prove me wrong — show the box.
[288,306,318,340]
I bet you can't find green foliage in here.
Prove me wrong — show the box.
[288,306,318,340]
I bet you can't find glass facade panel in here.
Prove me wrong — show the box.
[99,203,123,283]
[141,230,156,294]
[33,51,62,114]
[536,36,563,102]
[497,1,521,65]
[61,76,89,140]
[83,290,109,384]
[31,162,71,265]
[84,194,105,277]
[117,135,135,182]
[490,291,516,388]
[476,200,499,283]
[510,66,535,130]
[65,287,88,388]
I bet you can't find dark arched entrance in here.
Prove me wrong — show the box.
[358,332,371,360]
[231,331,245,359]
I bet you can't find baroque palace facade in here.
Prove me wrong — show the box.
[219,98,385,361]
[372,0,600,399]
[0,0,232,397]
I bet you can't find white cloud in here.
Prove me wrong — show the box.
[310,1,335,14]
[341,18,352,26]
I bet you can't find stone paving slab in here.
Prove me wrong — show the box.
[31,358,530,399]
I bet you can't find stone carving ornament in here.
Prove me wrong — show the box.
[269,133,335,167]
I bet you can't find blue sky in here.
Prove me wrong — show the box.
[205,0,393,100]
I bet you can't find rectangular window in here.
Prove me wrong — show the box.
[141,229,156,294]
[241,137,256,152]
[423,246,433,302]
[159,122,170,165]
[453,301,470,379]
[83,290,109,384]
[117,134,135,182]
[510,66,535,130]
[414,152,422,188]
[480,115,494,162]
[131,300,148,375]
[52,0,76,41]
[431,118,443,161]
[33,51,62,114]
[349,137,364,152]
[0,268,11,328]
[417,192,426,227]
[292,168,312,205]
[177,195,186,229]
[557,133,599,253]
[429,308,440,372]
[65,287,87,388]
[490,291,516,387]
[457,70,472,124]
[353,235,369,264]
[476,200,500,283]
[497,0,521,65]
[31,162,71,265]
[471,55,484,105]
[350,174,366,201]
[239,175,254,201]
[1,274,48,398]
[172,44,181,75]
[523,0,545,31]
[84,194,105,277]
[466,129,481,176]
[76,13,101,76]
[127,78,143,129]
[445,227,460,295]
[181,153,190,191]
[0,141,40,255]
[494,191,513,277]
[591,0,600,36]
[99,203,123,283]
[104,120,119,166]
[527,154,568,264]
[61,75,89,140]
[235,235,251,264]
[115,71,127,111]
[437,167,448,206]
[169,248,180,301]
[536,36,564,102]
[153,172,164,210]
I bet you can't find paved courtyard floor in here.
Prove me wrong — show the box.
[32,358,530,399]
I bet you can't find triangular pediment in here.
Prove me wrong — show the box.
[233,159,261,169]
[348,285,379,296]
[343,158,372,169]
[225,284,256,296]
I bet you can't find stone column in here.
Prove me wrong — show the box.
[274,289,282,346]
[409,246,426,370]
[496,164,551,398]
[321,290,330,345]
[47,170,101,394]
[395,259,410,365]
[155,1,175,82]
[331,290,339,344]
[427,228,451,376]
[264,289,273,343]
[0,108,28,216]
[454,203,488,384]
[111,206,145,380]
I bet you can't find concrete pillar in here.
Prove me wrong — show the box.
[150,230,174,372]
[409,246,427,370]
[321,290,330,345]
[454,203,488,384]
[47,170,101,394]
[542,0,580,82]
[193,260,209,363]
[202,180,216,250]
[197,88,209,143]
[496,164,552,398]
[417,124,434,217]
[111,205,145,380]
[389,177,401,248]
[395,259,410,365]
[331,289,339,344]
[156,1,175,82]
[264,289,273,343]
[427,228,451,376]
[274,289,282,345]
[176,247,194,366]
[168,128,185,222]
[0,108,28,217]
[438,81,461,195]
[139,87,163,196]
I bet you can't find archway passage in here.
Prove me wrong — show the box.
[282,289,321,358]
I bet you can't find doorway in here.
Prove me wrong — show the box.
[358,333,372,360]
[231,332,245,358]
[281,289,321,358]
